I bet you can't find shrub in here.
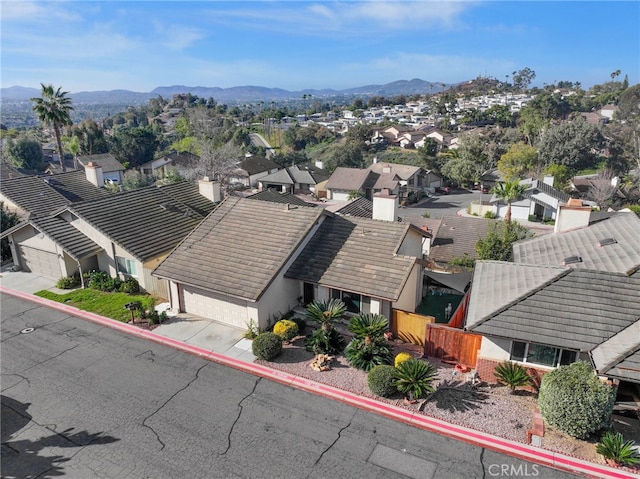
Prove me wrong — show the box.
[147,310,161,325]
[244,318,259,339]
[393,359,438,401]
[494,361,531,393]
[345,337,393,371]
[538,361,616,439]
[596,430,640,466]
[56,274,80,289]
[273,319,299,341]
[252,332,283,361]
[291,316,307,334]
[305,328,346,355]
[483,211,497,219]
[119,277,140,294]
[394,352,413,368]
[87,270,110,290]
[368,365,398,397]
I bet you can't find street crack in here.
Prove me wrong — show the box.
[24,344,79,372]
[219,377,261,456]
[479,447,486,479]
[1,373,31,392]
[142,363,207,450]
[313,411,356,466]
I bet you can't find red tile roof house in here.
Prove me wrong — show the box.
[153,193,431,331]
[463,209,640,390]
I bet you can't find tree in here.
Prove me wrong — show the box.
[491,180,526,223]
[108,126,159,168]
[1,202,20,261]
[542,164,573,190]
[476,221,530,261]
[31,84,74,172]
[587,172,619,210]
[182,141,240,185]
[537,118,606,170]
[68,119,109,155]
[497,143,539,180]
[121,171,155,191]
[324,143,364,172]
[5,136,44,170]
[512,67,536,91]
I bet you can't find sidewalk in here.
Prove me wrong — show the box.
[0,273,637,479]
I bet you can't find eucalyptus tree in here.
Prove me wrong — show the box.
[31,84,74,172]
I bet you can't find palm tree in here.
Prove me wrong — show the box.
[491,180,526,223]
[305,299,346,332]
[31,84,74,172]
[393,359,438,402]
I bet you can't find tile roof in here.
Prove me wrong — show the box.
[157,181,218,217]
[372,173,399,190]
[325,167,371,191]
[512,212,640,276]
[286,216,417,301]
[369,163,422,181]
[30,216,102,260]
[259,164,329,186]
[0,171,110,217]
[69,182,214,262]
[325,197,373,218]
[246,189,316,207]
[237,156,279,176]
[0,162,26,179]
[521,179,570,206]
[153,197,325,301]
[430,216,497,263]
[466,264,640,352]
[590,321,640,383]
[77,153,125,173]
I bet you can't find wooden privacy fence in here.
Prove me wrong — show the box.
[391,310,435,346]
[423,323,482,368]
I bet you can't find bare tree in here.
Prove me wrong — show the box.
[181,141,241,185]
[588,171,619,210]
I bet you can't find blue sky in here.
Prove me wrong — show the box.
[2,1,638,93]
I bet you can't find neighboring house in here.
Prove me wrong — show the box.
[369,162,441,191]
[324,196,374,218]
[2,177,219,298]
[153,194,429,330]
[227,156,280,188]
[428,216,497,266]
[246,189,315,208]
[0,168,111,219]
[140,151,200,178]
[325,167,380,201]
[464,261,640,385]
[77,153,125,184]
[512,209,640,276]
[0,161,28,180]
[491,176,570,222]
[569,175,625,206]
[258,162,329,194]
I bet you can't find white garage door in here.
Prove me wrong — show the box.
[180,285,248,329]
[18,246,62,280]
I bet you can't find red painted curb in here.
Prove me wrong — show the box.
[2,286,637,479]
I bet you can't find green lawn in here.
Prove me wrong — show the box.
[35,289,156,322]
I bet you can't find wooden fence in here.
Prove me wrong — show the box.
[423,323,482,368]
[391,310,435,346]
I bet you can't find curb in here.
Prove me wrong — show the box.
[2,286,637,479]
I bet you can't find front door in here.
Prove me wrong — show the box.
[303,282,315,305]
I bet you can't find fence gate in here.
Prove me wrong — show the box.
[423,323,482,368]
[391,310,435,346]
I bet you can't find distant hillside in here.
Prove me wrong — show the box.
[1,79,449,103]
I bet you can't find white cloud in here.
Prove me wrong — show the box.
[1,0,81,22]
[152,20,206,51]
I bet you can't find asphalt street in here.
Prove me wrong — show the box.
[1,293,580,479]
[399,188,483,219]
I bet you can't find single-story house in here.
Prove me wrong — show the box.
[464,261,640,385]
[491,176,570,222]
[77,153,125,184]
[2,176,219,298]
[139,151,200,178]
[153,194,430,330]
[258,162,329,194]
[227,155,280,188]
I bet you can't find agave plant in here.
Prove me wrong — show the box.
[596,430,640,466]
[348,313,389,344]
[494,361,531,394]
[305,327,346,355]
[305,299,346,332]
[393,359,438,401]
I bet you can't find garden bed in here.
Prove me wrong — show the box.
[254,337,638,467]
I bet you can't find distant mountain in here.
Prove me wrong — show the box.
[1,79,449,103]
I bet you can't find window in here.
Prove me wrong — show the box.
[330,289,368,314]
[510,341,577,368]
[116,256,137,277]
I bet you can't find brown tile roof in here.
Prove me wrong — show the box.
[325,167,371,191]
[77,153,125,173]
[430,216,497,263]
[153,197,325,301]
[246,189,316,207]
[286,216,417,301]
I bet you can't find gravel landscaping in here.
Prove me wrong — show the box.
[254,335,640,469]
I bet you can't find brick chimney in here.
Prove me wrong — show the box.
[198,176,221,202]
[372,190,398,222]
[85,162,104,188]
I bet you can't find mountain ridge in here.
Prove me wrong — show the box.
[1,79,449,103]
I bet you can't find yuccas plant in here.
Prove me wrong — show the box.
[494,361,531,394]
[596,430,640,466]
[393,359,438,402]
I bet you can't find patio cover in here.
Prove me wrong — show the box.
[425,270,472,293]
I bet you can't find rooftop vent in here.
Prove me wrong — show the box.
[562,256,583,265]
[597,238,617,247]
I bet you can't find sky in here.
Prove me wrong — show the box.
[1,1,639,93]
